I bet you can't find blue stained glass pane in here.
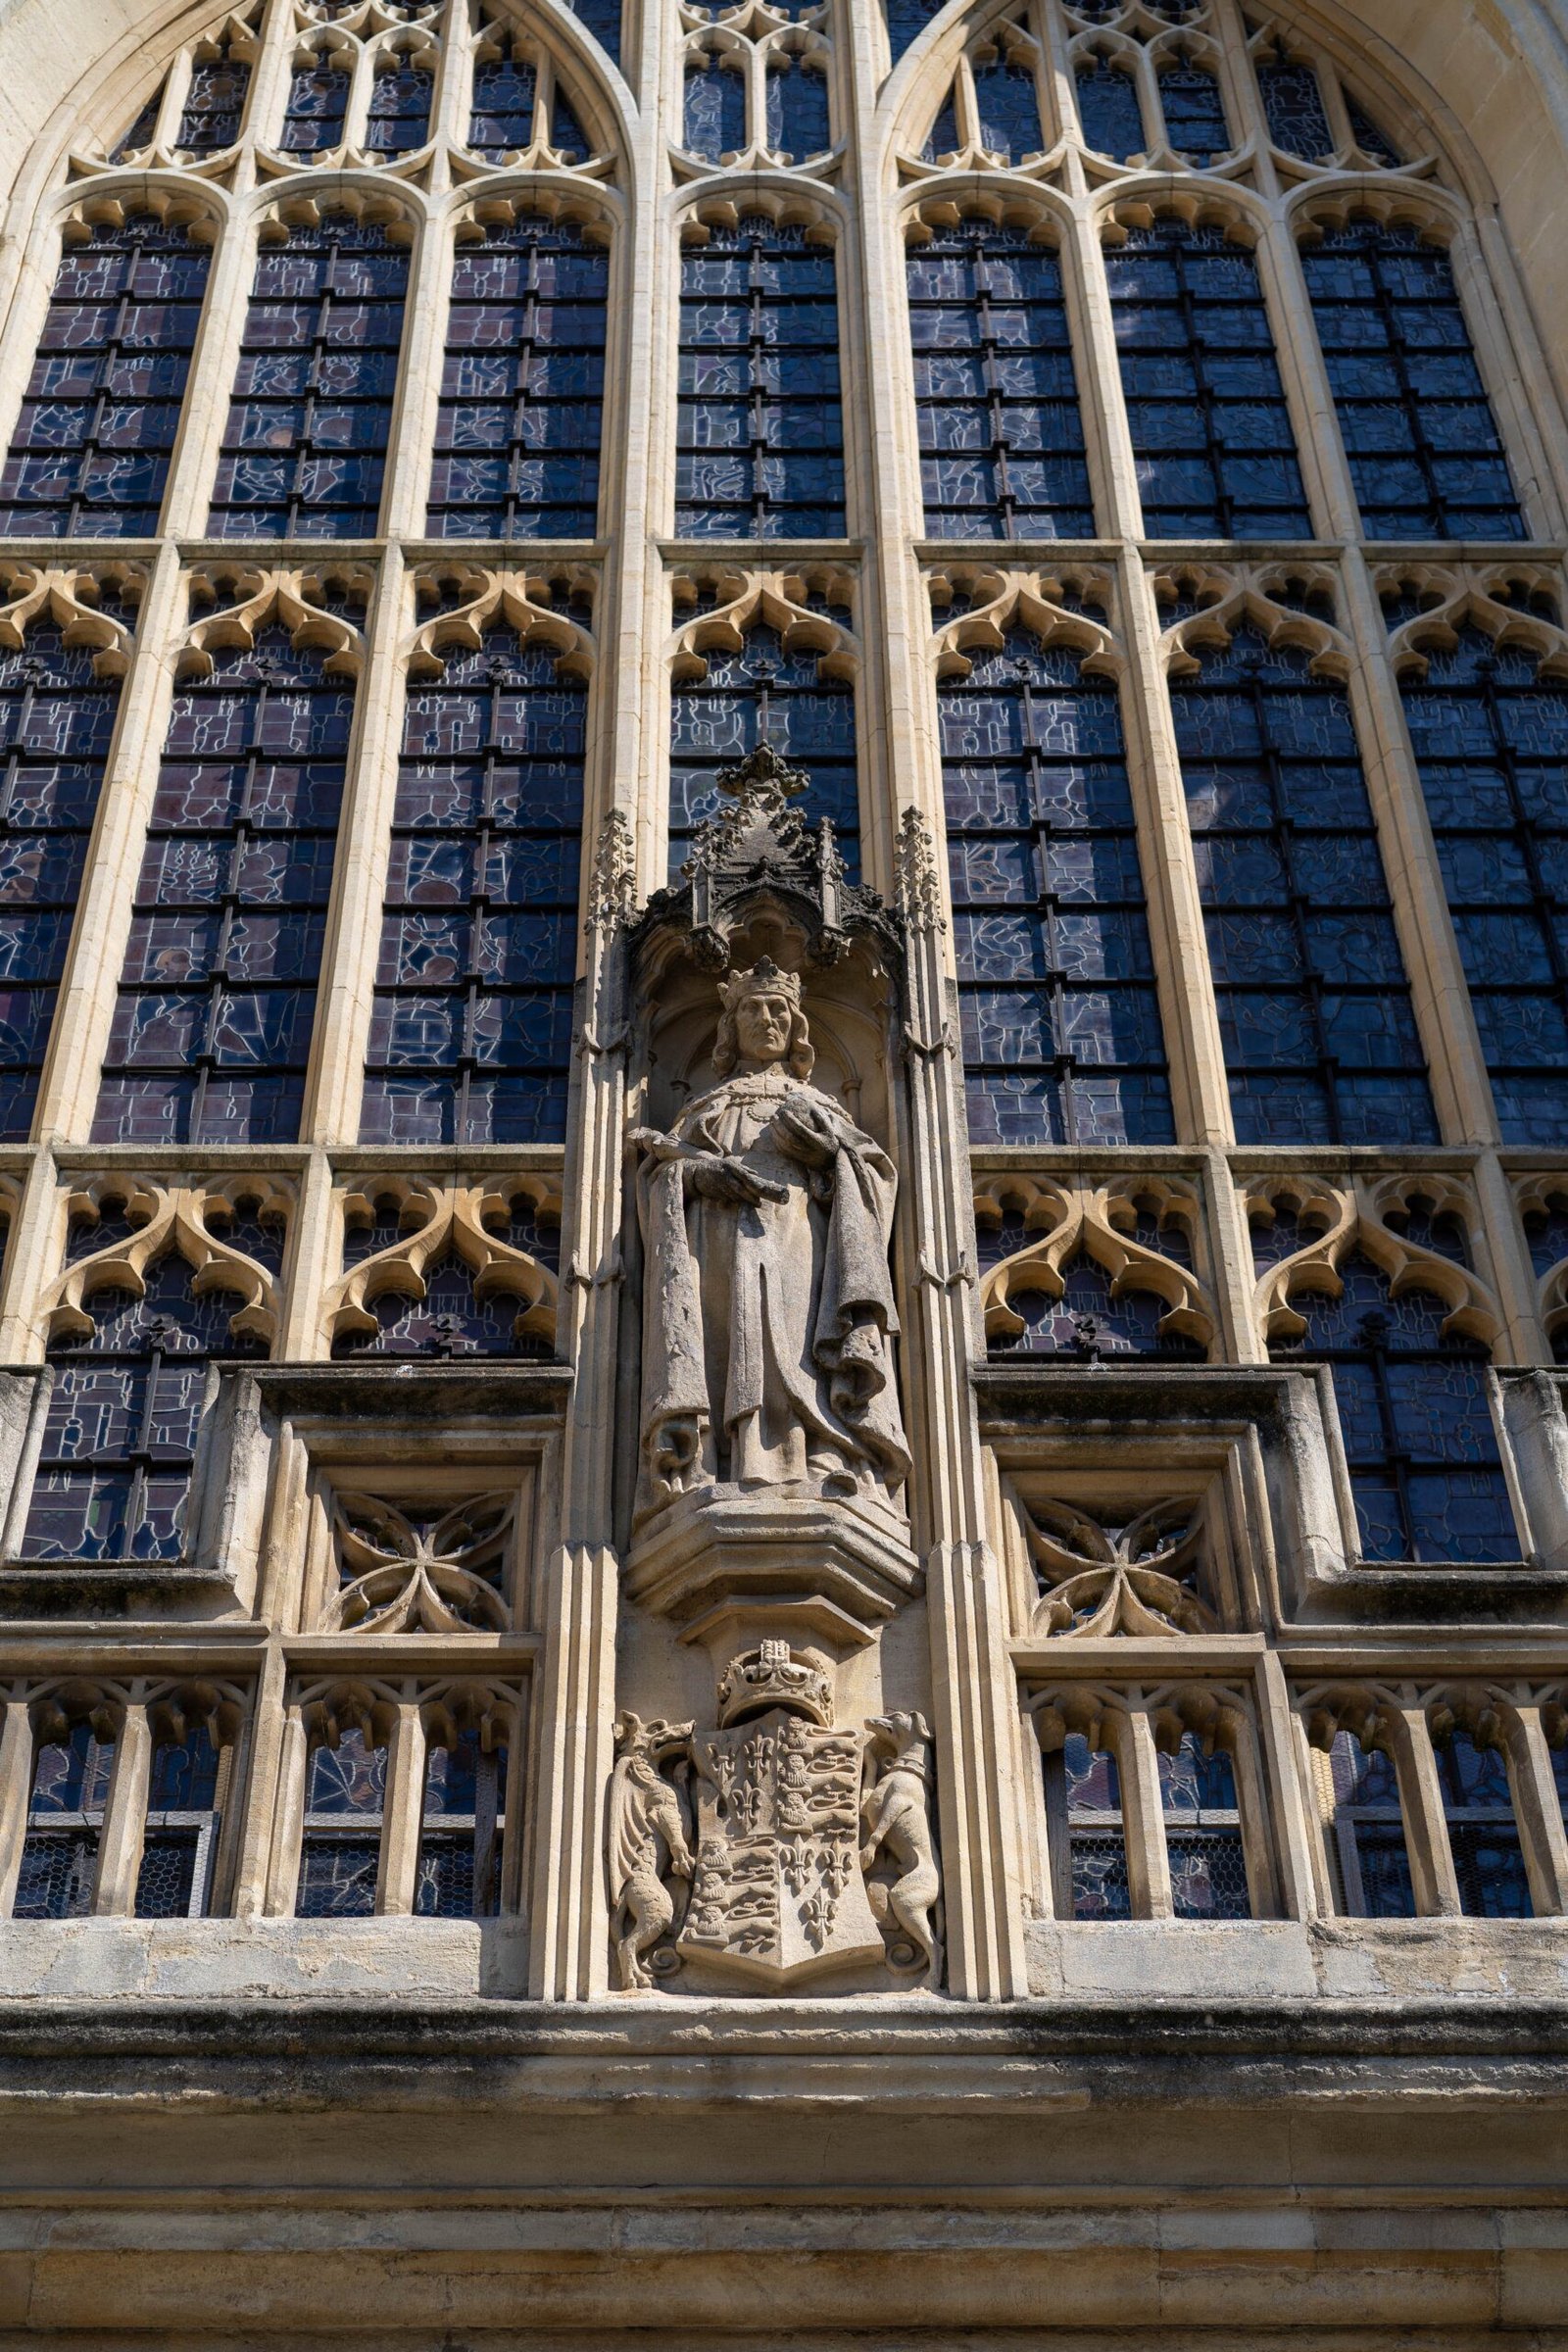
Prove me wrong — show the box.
[176,52,250,154]
[1260,1219,1518,1563]
[685,56,747,160]
[767,57,831,161]
[361,627,582,1148]
[1256,59,1333,160]
[669,621,858,878]
[563,0,619,64]
[1346,98,1401,168]
[428,213,606,539]
[973,54,1041,163]
[1158,60,1228,165]
[208,214,409,539]
[21,1254,266,1561]
[467,52,535,155]
[278,62,350,154]
[943,628,1171,1145]
[908,220,1094,539]
[885,0,944,63]
[1061,1736,1131,1919]
[1303,220,1523,540]
[1105,220,1311,537]
[0,216,213,538]
[0,627,126,1136]
[93,625,352,1146]
[1174,627,1435,1143]
[1160,1737,1250,1919]
[365,60,433,154]
[677,216,845,539]
[1399,626,1567,1142]
[1076,60,1145,161]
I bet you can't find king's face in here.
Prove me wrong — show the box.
[733,991,795,1063]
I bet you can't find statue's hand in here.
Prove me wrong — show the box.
[774,1096,840,1169]
[690,1153,789,1206]
[627,1125,678,1164]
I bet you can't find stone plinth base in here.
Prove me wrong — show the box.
[625,1484,920,1637]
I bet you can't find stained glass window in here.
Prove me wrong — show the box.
[1157,57,1228,165]
[1521,1192,1568,1363]
[684,52,747,161]
[1435,1727,1533,1917]
[669,620,858,877]
[94,624,354,1146]
[907,219,1095,540]
[14,1721,112,1918]
[111,88,163,162]
[1256,57,1334,160]
[278,59,351,155]
[365,58,434,155]
[1056,1735,1132,1918]
[467,47,536,154]
[1105,219,1312,538]
[885,0,945,64]
[209,213,410,540]
[23,1255,265,1562]
[418,1731,507,1916]
[138,1722,223,1918]
[1172,627,1436,1145]
[176,48,251,155]
[1300,220,1524,540]
[1075,58,1145,161]
[362,627,582,1146]
[922,83,959,161]
[564,0,619,65]
[972,51,1042,162]
[0,215,213,539]
[1257,1212,1518,1563]
[297,1727,385,1916]
[334,1186,559,1358]
[1346,97,1401,168]
[1159,1736,1250,1918]
[1397,627,1568,1146]
[676,216,846,539]
[941,627,1173,1146]
[976,1202,1203,1355]
[1320,1727,1417,1917]
[0,626,125,1139]
[427,213,606,539]
[765,56,831,161]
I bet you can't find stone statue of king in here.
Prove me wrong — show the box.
[630,959,908,1525]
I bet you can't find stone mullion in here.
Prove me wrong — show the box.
[1226,1703,1281,1920]
[1066,208,1142,543]
[1505,1702,1568,1915]
[300,547,404,1147]
[428,0,473,171]
[159,196,261,541]
[1117,1701,1173,1922]
[245,0,305,173]
[845,0,1028,2000]
[279,1152,339,1362]
[0,1693,34,1917]
[375,1697,426,1914]
[1454,215,1568,539]
[89,1698,152,1916]
[379,209,451,540]
[257,1681,308,1917]
[1252,212,1359,545]
[1255,1650,1323,1920]
[30,542,188,1147]
[1387,1701,1462,1918]
[1205,0,1279,202]
[0,1153,64,1363]
[524,0,665,2003]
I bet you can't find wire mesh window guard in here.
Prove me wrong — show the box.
[1104,219,1312,539]
[1436,1727,1533,1918]
[23,1258,264,1562]
[13,1722,112,1919]
[1300,220,1524,541]
[676,216,846,539]
[418,1731,506,1916]
[1172,626,1437,1145]
[906,219,1095,540]
[1053,1734,1132,1919]
[1255,1212,1518,1564]
[210,213,410,540]
[93,624,354,1146]
[0,626,125,1139]
[0,215,213,539]
[137,1723,224,1919]
[427,214,606,540]
[1397,627,1568,1146]
[362,626,583,1146]
[941,627,1173,1146]
[668,620,858,879]
[1320,1727,1418,1917]
[296,1727,385,1916]
[1159,1735,1250,1918]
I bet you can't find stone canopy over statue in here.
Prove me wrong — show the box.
[630,959,909,1527]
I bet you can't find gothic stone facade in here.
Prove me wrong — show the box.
[0,0,1562,2342]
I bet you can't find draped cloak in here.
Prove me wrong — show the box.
[636,1067,908,1516]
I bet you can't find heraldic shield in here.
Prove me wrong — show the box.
[676,1709,886,1987]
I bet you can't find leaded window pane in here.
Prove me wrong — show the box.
[1060,1736,1132,1919]
[22,1255,265,1562]
[0,627,125,1138]
[1075,59,1144,161]
[0,215,213,539]
[908,220,1095,540]
[1301,220,1524,540]
[885,0,944,63]
[922,84,959,160]
[1173,626,1437,1144]
[418,1734,506,1917]
[361,626,584,1147]
[1323,1729,1417,1917]
[1256,59,1333,160]
[1346,97,1401,168]
[972,53,1042,163]
[1157,58,1228,165]
[684,55,747,161]
[564,0,619,64]
[365,60,434,154]
[427,213,606,540]
[111,89,162,161]
[176,52,251,155]
[335,1187,559,1355]
[1398,627,1568,1145]
[766,57,830,162]
[942,627,1173,1145]
[1105,220,1312,538]
[676,216,846,540]
[1258,1214,1518,1563]
[209,213,410,540]
[93,626,353,1146]
[1436,1730,1533,1918]
[138,1724,223,1919]
[1159,1736,1250,1919]
[15,1723,112,1918]
[669,620,858,878]
[279,62,351,154]
[467,53,535,154]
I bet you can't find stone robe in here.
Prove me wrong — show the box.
[636,1067,908,1517]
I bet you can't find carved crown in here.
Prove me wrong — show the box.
[716,1640,834,1728]
[720,957,802,1013]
